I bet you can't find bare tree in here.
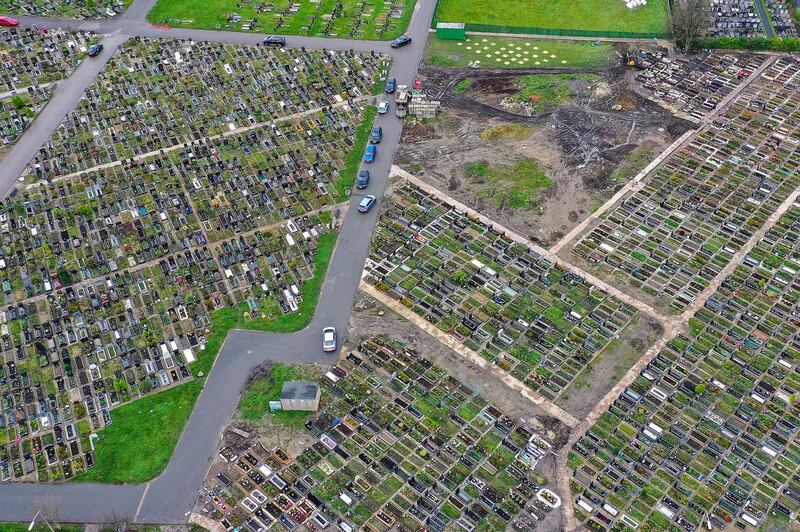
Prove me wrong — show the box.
[670,0,710,51]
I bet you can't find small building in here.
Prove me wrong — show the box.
[279,381,320,411]
[436,22,466,40]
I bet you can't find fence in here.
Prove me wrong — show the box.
[429,0,671,40]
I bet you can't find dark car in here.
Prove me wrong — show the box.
[88,43,104,57]
[384,77,396,93]
[356,170,370,189]
[391,35,412,48]
[370,126,382,144]
[358,195,376,213]
[263,35,286,46]
[364,144,376,163]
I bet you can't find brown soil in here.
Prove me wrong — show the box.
[398,60,694,247]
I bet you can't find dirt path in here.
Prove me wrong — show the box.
[549,55,777,255]
[391,164,670,322]
[359,280,581,427]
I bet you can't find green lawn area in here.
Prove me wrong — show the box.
[426,36,615,69]
[465,158,553,209]
[148,0,415,40]
[239,364,318,426]
[514,73,597,111]
[74,380,202,483]
[435,0,669,34]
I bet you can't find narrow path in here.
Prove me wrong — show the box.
[391,165,669,322]
[753,0,776,38]
[360,281,581,427]
[549,55,776,255]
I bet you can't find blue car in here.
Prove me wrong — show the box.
[364,144,376,163]
[356,170,370,189]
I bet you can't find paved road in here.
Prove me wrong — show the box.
[0,0,435,524]
[753,0,776,38]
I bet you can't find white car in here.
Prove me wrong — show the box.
[322,327,337,352]
[377,101,389,114]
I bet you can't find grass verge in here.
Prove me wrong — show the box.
[426,36,614,69]
[336,105,378,201]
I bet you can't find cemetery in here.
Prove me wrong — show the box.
[569,57,800,313]
[147,0,415,40]
[0,0,128,18]
[0,38,383,482]
[632,51,764,121]
[709,0,765,38]
[27,37,386,180]
[363,181,659,415]
[569,203,800,531]
[0,28,94,155]
[198,336,560,531]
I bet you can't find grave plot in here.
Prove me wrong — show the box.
[571,57,800,313]
[709,0,764,37]
[633,51,764,121]
[568,205,800,531]
[177,104,360,243]
[765,0,797,37]
[148,0,415,40]
[0,28,93,153]
[30,38,384,179]
[0,0,127,18]
[364,182,653,411]
[198,337,560,531]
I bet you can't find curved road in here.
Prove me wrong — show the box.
[0,0,436,524]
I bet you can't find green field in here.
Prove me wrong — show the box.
[426,36,615,69]
[435,0,669,34]
[148,0,415,40]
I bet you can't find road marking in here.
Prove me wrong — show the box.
[134,482,150,523]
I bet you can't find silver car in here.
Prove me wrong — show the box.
[322,327,337,352]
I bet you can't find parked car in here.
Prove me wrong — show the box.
[364,144,376,163]
[263,35,286,46]
[370,126,382,144]
[384,77,396,93]
[377,101,389,114]
[356,170,370,189]
[0,16,18,26]
[391,35,412,48]
[88,44,104,57]
[358,195,376,213]
[322,327,337,352]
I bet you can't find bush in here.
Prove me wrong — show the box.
[702,36,800,51]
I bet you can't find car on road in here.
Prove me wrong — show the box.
[88,44,104,57]
[384,77,396,93]
[0,16,18,26]
[391,35,412,48]
[377,101,389,114]
[263,35,286,46]
[358,195,376,213]
[322,327,337,352]
[370,126,382,144]
[356,170,370,189]
[364,144,376,163]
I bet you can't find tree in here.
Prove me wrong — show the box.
[670,0,710,51]
[694,383,706,395]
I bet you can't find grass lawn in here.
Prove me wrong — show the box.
[148,0,415,40]
[514,73,597,111]
[465,158,553,209]
[73,380,202,483]
[239,364,319,426]
[426,36,615,69]
[435,0,668,34]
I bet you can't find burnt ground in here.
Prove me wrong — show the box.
[397,59,694,247]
